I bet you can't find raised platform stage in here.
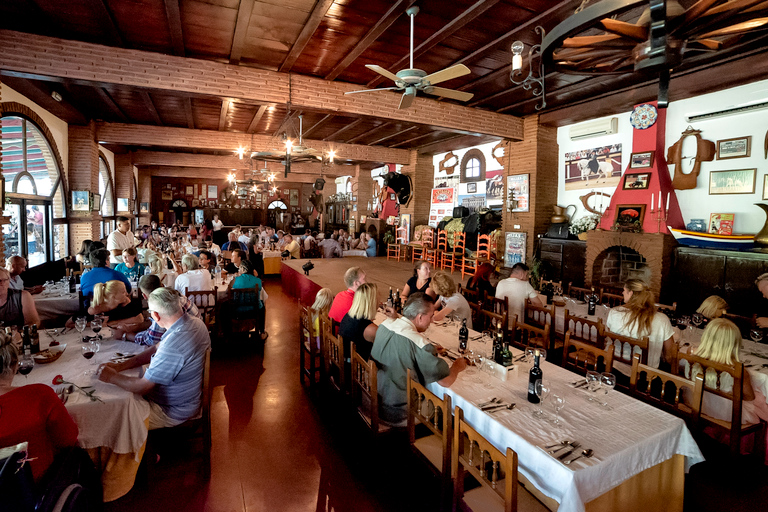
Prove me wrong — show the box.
[280,257,470,306]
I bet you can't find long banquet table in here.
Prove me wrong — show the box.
[12,328,150,502]
[404,315,705,512]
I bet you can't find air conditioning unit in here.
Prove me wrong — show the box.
[569,117,618,141]
[686,100,768,122]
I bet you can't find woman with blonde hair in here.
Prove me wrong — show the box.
[87,280,144,327]
[147,253,177,288]
[696,295,728,321]
[309,288,333,339]
[430,271,472,329]
[605,278,675,370]
[339,283,379,360]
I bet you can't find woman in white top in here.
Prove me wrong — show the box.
[605,278,674,371]
[211,214,224,232]
[147,253,177,288]
[430,271,473,330]
[174,254,213,294]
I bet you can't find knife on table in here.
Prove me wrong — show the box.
[558,445,579,460]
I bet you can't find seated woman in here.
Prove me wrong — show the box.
[309,288,333,346]
[605,278,675,374]
[430,271,473,329]
[400,260,436,302]
[147,253,177,288]
[365,233,377,257]
[0,268,40,328]
[466,262,496,299]
[174,254,213,294]
[0,337,79,482]
[187,223,198,241]
[75,239,93,265]
[696,295,728,324]
[114,247,146,281]
[339,283,379,361]
[80,247,132,296]
[226,260,267,340]
[87,280,144,328]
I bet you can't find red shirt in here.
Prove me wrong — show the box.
[329,289,355,323]
[0,384,79,481]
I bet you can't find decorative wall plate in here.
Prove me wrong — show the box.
[630,104,658,130]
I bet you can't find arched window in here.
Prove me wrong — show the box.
[1,115,67,263]
[99,155,114,238]
[268,200,287,210]
[461,149,486,183]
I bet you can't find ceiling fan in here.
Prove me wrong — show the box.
[251,113,334,177]
[542,0,768,106]
[345,6,474,109]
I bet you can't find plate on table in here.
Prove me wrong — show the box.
[33,344,67,364]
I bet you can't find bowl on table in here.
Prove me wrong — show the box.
[33,344,67,364]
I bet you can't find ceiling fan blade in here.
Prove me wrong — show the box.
[679,0,721,24]
[703,0,767,17]
[423,64,471,85]
[554,48,624,61]
[561,34,637,48]
[426,87,474,102]
[599,19,648,41]
[699,17,768,37]
[365,64,401,83]
[345,87,399,95]
[399,89,416,109]
[689,37,723,50]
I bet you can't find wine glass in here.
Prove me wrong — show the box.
[475,351,493,389]
[691,313,704,328]
[481,331,493,347]
[551,394,566,426]
[465,350,480,383]
[750,329,764,343]
[18,353,34,379]
[75,317,87,342]
[586,371,602,402]
[600,372,616,408]
[91,317,103,340]
[82,340,101,375]
[533,379,550,417]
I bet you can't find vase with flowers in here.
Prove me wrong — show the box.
[569,215,600,240]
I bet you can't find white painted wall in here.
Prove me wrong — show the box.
[557,79,768,235]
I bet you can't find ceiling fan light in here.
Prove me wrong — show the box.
[512,53,523,71]
[328,150,335,163]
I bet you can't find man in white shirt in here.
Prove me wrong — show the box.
[303,230,316,251]
[495,262,542,328]
[107,216,135,266]
[238,229,251,246]
[174,254,213,294]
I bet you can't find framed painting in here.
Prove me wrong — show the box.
[763,175,768,200]
[717,136,751,160]
[72,190,90,212]
[504,232,526,267]
[709,169,756,195]
[185,185,193,196]
[623,172,651,190]
[140,202,149,213]
[161,190,173,201]
[92,193,101,211]
[629,151,654,169]
[613,204,646,231]
[117,198,129,211]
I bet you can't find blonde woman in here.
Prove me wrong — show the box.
[147,254,177,288]
[309,288,333,340]
[339,283,379,360]
[696,295,728,321]
[430,271,472,329]
[605,278,675,370]
[87,280,144,327]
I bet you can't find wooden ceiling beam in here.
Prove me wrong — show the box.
[2,78,88,125]
[302,114,333,138]
[389,131,435,148]
[96,88,129,122]
[279,0,335,72]
[369,126,418,146]
[163,0,185,57]
[132,151,345,176]
[218,99,231,131]
[184,97,195,129]
[246,104,268,133]
[367,0,502,88]
[96,122,412,164]
[0,29,523,140]
[142,165,340,182]
[323,119,363,141]
[346,123,390,144]
[325,0,417,81]
[140,91,163,125]
[87,0,124,47]
[229,0,255,65]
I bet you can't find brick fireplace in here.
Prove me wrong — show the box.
[584,231,677,301]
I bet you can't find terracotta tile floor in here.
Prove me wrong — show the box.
[104,277,768,512]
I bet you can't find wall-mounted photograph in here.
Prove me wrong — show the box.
[716,136,751,160]
[117,198,129,211]
[629,151,654,169]
[185,185,193,196]
[709,168,756,195]
[92,193,101,211]
[140,202,149,213]
[564,144,622,190]
[764,175,768,200]
[466,182,477,193]
[613,204,646,232]
[623,172,651,190]
[161,190,173,201]
[72,191,90,212]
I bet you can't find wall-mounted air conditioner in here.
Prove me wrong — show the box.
[569,117,618,141]
[686,100,768,122]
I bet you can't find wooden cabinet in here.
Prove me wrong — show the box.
[672,247,768,315]
[537,238,586,288]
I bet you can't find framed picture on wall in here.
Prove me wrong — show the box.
[717,136,751,159]
[161,190,173,201]
[467,182,477,193]
[709,168,756,195]
[208,185,217,199]
[71,191,90,212]
[185,185,193,196]
[763,175,768,200]
[623,172,651,190]
[504,232,526,268]
[117,198,129,211]
[290,189,299,206]
[629,151,654,169]
[399,214,411,244]
[92,193,101,211]
[140,202,149,213]
[613,204,646,231]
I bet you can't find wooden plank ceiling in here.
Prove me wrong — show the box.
[2,0,768,161]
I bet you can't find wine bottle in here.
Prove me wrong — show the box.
[458,318,469,354]
[527,349,542,404]
[21,326,31,354]
[387,287,394,308]
[30,324,40,354]
[394,288,401,313]
[587,287,597,316]
[495,328,504,364]
[501,341,513,367]
[69,273,76,293]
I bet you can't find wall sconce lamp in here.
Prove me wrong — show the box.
[510,26,546,111]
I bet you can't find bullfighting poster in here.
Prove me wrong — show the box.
[485,169,504,207]
[507,174,530,212]
[564,144,622,191]
[431,187,455,204]
[504,232,527,267]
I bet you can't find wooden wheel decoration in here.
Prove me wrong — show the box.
[541,0,768,107]
[491,140,506,168]
[439,151,458,175]
[579,191,611,215]
[667,126,715,190]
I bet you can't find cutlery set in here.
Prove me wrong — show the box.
[476,397,516,414]
[545,440,594,465]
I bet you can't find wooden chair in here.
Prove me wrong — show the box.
[458,284,483,306]
[411,229,433,263]
[509,316,550,353]
[461,234,490,280]
[185,287,218,335]
[452,406,548,512]
[351,342,386,435]
[630,353,704,426]
[563,332,614,375]
[676,352,766,457]
[441,231,465,273]
[600,289,623,308]
[483,295,508,319]
[299,306,322,389]
[539,279,562,296]
[525,300,558,359]
[387,226,409,261]
[567,283,592,302]
[322,319,346,395]
[603,330,649,389]
[227,287,259,339]
[425,229,447,267]
[655,302,677,312]
[477,308,508,336]
[564,309,604,346]
[407,369,452,510]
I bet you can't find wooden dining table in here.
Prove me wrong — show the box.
[12,327,150,502]
[392,314,705,512]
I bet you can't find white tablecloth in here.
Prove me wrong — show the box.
[34,291,80,322]
[343,249,368,257]
[418,319,704,512]
[12,329,150,457]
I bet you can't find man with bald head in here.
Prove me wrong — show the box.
[5,256,43,294]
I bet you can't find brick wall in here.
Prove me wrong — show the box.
[400,151,432,228]
[114,153,134,214]
[68,122,100,250]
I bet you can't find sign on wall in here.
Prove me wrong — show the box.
[504,232,527,267]
[431,187,455,204]
[564,144,622,191]
[485,169,504,207]
[507,174,530,212]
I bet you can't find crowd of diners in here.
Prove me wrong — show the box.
[307,259,768,459]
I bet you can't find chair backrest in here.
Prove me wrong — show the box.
[395,227,408,245]
[458,284,483,306]
[475,234,490,259]
[185,287,218,329]
[510,316,550,352]
[450,231,466,252]
[524,300,554,334]
[603,329,649,367]
[407,369,452,484]
[435,230,448,252]
[300,306,312,345]
[230,287,258,326]
[567,283,592,302]
[351,342,379,433]
[630,353,703,424]
[420,229,434,248]
[323,320,345,393]
[564,309,604,345]
[477,308,508,335]
[452,406,517,512]
[563,332,614,374]
[540,279,562,296]
[600,290,623,308]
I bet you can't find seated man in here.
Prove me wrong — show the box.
[0,268,41,328]
[283,234,301,259]
[328,267,366,323]
[174,254,213,294]
[318,234,342,259]
[371,293,466,425]
[365,233,377,257]
[113,275,200,345]
[495,262,542,328]
[6,256,43,294]
[223,249,245,275]
[222,231,247,253]
[99,287,211,428]
[80,247,132,296]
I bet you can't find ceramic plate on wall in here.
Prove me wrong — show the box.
[630,104,658,130]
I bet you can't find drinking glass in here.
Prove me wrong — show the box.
[586,371,602,401]
[82,340,101,375]
[475,351,493,388]
[75,317,88,342]
[551,394,566,426]
[465,350,480,382]
[481,331,493,347]
[533,379,550,417]
[691,313,704,328]
[18,353,34,379]
[91,317,103,340]
[600,372,616,408]
[750,329,764,343]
